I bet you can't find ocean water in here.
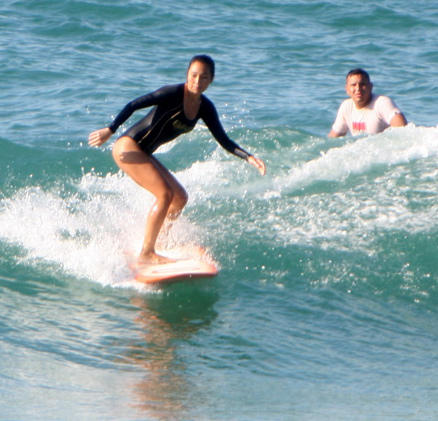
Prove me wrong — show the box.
[1,0,438,419]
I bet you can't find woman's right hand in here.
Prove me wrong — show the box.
[88,127,113,147]
[248,155,266,176]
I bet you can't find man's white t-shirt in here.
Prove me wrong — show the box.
[332,94,402,136]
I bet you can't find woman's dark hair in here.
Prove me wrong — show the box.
[188,55,215,79]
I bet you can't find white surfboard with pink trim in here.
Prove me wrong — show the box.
[131,245,218,284]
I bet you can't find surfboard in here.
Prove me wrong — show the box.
[130,245,218,284]
[134,258,218,284]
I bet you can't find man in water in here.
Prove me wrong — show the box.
[328,68,407,137]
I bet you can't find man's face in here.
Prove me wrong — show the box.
[345,74,373,108]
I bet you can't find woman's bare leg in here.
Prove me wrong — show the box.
[151,156,188,219]
[112,137,186,264]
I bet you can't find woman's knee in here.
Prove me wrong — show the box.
[175,189,189,209]
[157,185,175,208]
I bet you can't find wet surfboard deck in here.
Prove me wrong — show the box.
[129,245,218,284]
[134,258,218,284]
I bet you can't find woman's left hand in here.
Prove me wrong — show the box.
[248,156,266,176]
[88,127,113,147]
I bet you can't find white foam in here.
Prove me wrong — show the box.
[0,163,219,288]
[2,125,438,284]
[275,124,438,193]
[268,126,438,253]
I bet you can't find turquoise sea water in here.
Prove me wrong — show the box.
[1,0,438,419]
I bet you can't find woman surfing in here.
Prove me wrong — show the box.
[88,55,266,264]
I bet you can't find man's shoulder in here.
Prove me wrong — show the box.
[372,94,394,105]
[338,98,354,112]
[372,94,398,110]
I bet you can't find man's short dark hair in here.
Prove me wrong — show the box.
[346,68,371,82]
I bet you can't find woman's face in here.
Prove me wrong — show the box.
[186,61,213,95]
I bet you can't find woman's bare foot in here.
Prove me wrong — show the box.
[138,250,175,265]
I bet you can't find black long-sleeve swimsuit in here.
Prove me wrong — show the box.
[108,83,250,160]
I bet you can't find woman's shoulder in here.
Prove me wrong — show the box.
[154,83,184,96]
[200,94,216,111]
[144,83,185,105]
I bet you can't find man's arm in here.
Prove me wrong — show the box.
[390,112,407,127]
[328,128,347,138]
[329,100,349,137]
